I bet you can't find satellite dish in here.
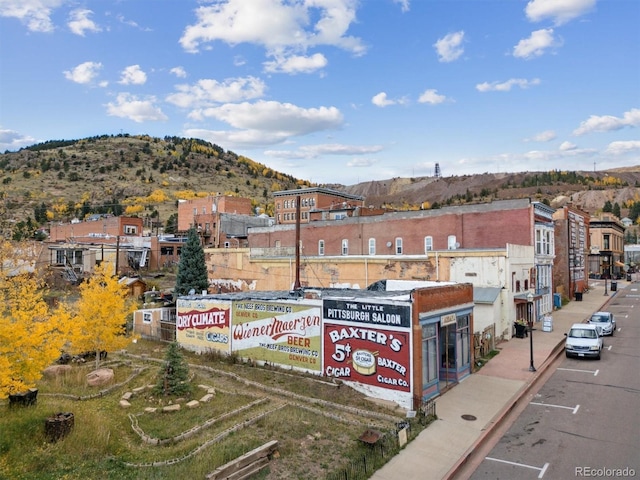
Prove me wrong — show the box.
[386,241,392,247]
[188,288,195,295]
[455,242,460,249]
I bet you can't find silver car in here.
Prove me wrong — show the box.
[588,311,616,336]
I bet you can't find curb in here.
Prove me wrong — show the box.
[443,292,614,480]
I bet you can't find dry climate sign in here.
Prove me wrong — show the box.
[231,301,322,372]
[176,299,231,354]
[323,300,411,392]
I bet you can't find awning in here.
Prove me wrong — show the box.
[615,261,625,267]
[513,292,542,304]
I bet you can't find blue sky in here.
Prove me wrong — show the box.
[1,0,639,185]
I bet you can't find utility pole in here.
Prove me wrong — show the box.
[294,195,301,290]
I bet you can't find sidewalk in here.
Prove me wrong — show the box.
[371,279,617,480]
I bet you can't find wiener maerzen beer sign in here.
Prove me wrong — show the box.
[323,299,411,392]
[231,300,322,372]
[176,298,231,354]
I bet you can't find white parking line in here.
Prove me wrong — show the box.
[530,402,580,414]
[607,345,612,351]
[558,367,599,376]
[486,457,550,478]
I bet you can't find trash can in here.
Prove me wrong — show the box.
[553,293,562,309]
[574,291,583,301]
[611,281,617,292]
[627,273,632,281]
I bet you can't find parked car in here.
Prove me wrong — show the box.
[565,323,603,360]
[588,311,616,336]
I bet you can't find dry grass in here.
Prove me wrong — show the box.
[0,339,425,480]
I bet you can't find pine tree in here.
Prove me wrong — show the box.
[156,342,191,396]
[175,227,209,296]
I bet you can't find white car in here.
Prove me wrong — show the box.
[588,311,616,336]
[565,323,603,360]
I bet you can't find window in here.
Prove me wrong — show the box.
[318,240,325,256]
[202,207,206,215]
[395,237,403,255]
[421,324,438,385]
[603,234,610,250]
[368,238,376,255]
[143,311,152,324]
[193,208,197,216]
[160,246,174,255]
[448,235,457,250]
[341,239,348,255]
[424,236,433,252]
[456,315,470,367]
[55,250,65,265]
[124,225,138,235]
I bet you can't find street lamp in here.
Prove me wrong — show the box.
[527,291,536,372]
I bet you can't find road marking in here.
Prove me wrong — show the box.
[558,367,599,376]
[485,457,550,478]
[607,345,612,351]
[530,402,580,414]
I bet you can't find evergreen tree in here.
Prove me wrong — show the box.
[603,200,613,212]
[155,342,191,396]
[175,227,209,295]
[612,202,621,218]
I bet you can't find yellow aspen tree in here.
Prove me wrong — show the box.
[0,273,72,398]
[68,263,136,369]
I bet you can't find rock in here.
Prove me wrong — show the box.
[121,392,133,400]
[200,394,214,403]
[132,386,146,394]
[86,368,114,387]
[119,400,131,408]
[163,404,181,413]
[186,400,199,408]
[43,364,72,378]
[144,407,157,413]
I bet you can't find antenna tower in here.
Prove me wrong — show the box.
[434,163,441,178]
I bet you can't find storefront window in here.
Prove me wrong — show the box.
[422,324,438,385]
[457,315,470,367]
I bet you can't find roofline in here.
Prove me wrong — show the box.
[272,187,364,201]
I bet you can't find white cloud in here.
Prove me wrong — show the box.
[265,143,383,159]
[605,140,640,155]
[513,28,559,59]
[118,65,147,85]
[559,141,577,151]
[372,92,408,107]
[264,53,328,74]
[393,0,410,13]
[63,61,103,84]
[195,100,343,135]
[573,109,640,135]
[525,0,596,26]
[184,100,343,149]
[476,78,541,92]
[170,67,187,78]
[166,76,266,109]
[527,130,556,142]
[0,0,64,33]
[0,128,36,152]
[105,93,168,123]
[179,0,365,58]
[347,158,377,167]
[433,31,465,63]
[418,89,447,105]
[67,8,101,36]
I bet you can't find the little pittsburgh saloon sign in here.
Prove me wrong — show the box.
[323,300,411,392]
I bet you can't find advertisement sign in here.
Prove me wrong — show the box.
[323,300,411,392]
[176,298,231,354]
[231,301,322,372]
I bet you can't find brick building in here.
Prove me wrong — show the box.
[553,205,590,299]
[273,187,365,225]
[177,195,258,247]
[49,214,143,242]
[175,281,473,408]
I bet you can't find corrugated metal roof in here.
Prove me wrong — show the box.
[473,287,501,304]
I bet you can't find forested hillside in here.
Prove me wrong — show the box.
[2,133,640,241]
